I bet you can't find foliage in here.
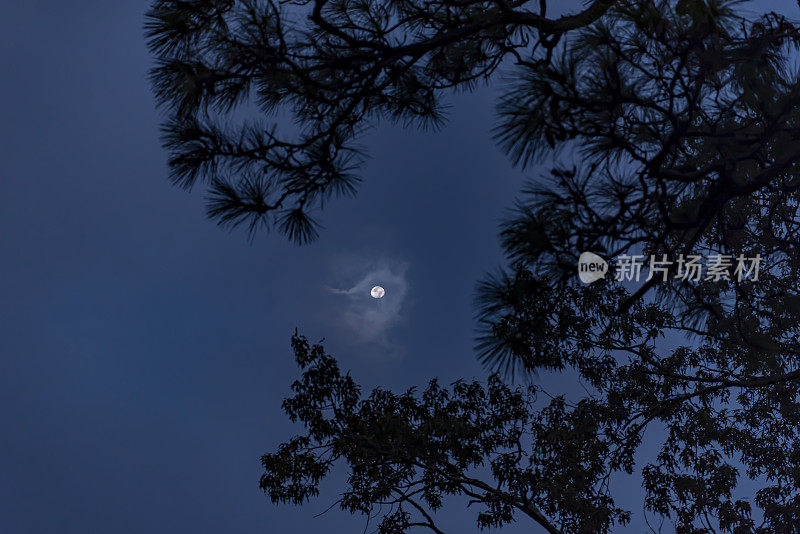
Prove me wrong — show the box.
[476,1,800,529]
[262,334,627,534]
[146,0,615,241]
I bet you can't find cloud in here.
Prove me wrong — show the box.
[326,259,409,348]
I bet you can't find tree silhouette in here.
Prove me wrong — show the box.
[146,0,616,242]
[149,0,800,532]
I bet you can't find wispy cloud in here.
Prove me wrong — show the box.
[327,259,409,349]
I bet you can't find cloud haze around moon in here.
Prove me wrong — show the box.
[327,259,409,349]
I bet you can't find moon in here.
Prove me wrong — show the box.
[370,286,385,299]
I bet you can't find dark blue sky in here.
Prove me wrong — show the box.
[3,1,798,533]
[0,2,528,533]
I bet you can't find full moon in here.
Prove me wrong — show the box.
[370,286,385,299]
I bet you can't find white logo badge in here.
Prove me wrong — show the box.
[577,252,608,284]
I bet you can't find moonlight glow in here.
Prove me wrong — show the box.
[370,286,385,299]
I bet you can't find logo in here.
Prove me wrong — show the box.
[577,252,762,285]
[578,252,609,284]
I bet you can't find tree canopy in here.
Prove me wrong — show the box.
[145,0,617,242]
[148,0,800,532]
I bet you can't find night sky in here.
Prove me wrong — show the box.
[2,1,798,533]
